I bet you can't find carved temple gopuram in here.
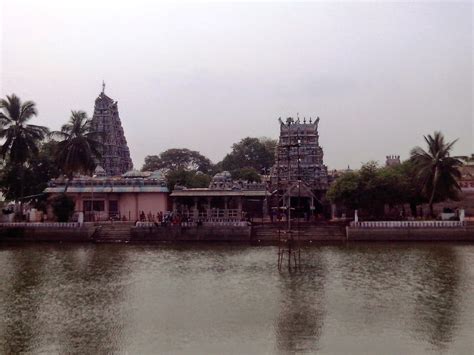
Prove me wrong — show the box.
[270,116,330,214]
[91,83,133,176]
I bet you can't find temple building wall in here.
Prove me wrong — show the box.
[45,171,169,222]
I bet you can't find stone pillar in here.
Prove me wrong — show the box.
[354,209,359,223]
[237,197,243,219]
[76,194,82,213]
[105,194,110,221]
[331,203,337,220]
[193,197,199,220]
[262,197,268,219]
[207,197,212,219]
[460,209,465,222]
[135,193,139,220]
[224,197,228,219]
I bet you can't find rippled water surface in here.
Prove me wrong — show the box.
[1,243,473,354]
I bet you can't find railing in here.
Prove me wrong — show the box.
[135,222,159,228]
[0,222,81,228]
[350,221,466,228]
[203,221,249,227]
[134,220,250,228]
[178,209,242,220]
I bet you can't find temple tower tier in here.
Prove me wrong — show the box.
[270,116,329,206]
[91,88,133,176]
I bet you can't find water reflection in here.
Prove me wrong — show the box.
[0,243,473,354]
[275,249,326,353]
[410,246,462,351]
[0,245,131,354]
[0,249,44,354]
[333,244,464,352]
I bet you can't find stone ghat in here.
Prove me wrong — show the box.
[1,222,474,243]
[346,224,474,241]
[0,224,96,242]
[130,225,252,243]
[251,224,346,243]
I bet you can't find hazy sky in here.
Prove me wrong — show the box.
[1,0,472,170]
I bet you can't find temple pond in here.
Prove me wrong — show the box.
[1,243,473,354]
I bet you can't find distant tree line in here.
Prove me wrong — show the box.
[327,132,463,218]
[141,137,277,189]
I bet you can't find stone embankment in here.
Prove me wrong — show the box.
[251,224,346,243]
[94,222,134,243]
[0,223,96,242]
[130,224,252,242]
[346,221,474,241]
[1,220,474,243]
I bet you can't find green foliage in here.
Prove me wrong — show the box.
[0,142,61,205]
[327,160,429,218]
[231,167,262,182]
[0,94,50,203]
[390,160,426,215]
[142,148,212,174]
[166,169,212,190]
[326,171,361,210]
[51,194,75,222]
[220,137,276,172]
[53,111,102,180]
[0,94,49,165]
[410,131,462,216]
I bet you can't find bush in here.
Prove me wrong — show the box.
[51,194,75,222]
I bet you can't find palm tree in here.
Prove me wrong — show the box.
[54,110,102,190]
[410,131,462,217]
[0,94,49,204]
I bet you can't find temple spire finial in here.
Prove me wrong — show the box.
[102,80,105,94]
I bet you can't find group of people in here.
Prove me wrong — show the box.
[138,210,191,226]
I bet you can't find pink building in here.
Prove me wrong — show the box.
[45,170,169,222]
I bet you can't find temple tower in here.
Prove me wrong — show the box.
[91,83,133,176]
[270,116,329,209]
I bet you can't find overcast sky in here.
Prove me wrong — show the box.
[1,0,472,170]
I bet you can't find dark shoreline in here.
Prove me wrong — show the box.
[1,223,473,243]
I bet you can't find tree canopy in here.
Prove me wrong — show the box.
[327,161,428,218]
[219,137,276,173]
[410,131,462,216]
[53,110,102,180]
[165,169,212,190]
[230,167,262,182]
[0,94,49,165]
[0,141,61,206]
[0,94,49,205]
[142,148,212,174]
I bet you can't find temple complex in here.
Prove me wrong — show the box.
[91,83,133,176]
[45,169,169,222]
[270,116,329,214]
[171,171,268,221]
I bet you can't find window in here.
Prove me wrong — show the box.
[109,200,118,212]
[83,200,105,211]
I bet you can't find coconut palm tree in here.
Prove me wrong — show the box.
[0,94,49,203]
[54,111,102,190]
[410,131,462,217]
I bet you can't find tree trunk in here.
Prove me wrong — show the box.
[428,167,439,219]
[19,163,25,221]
